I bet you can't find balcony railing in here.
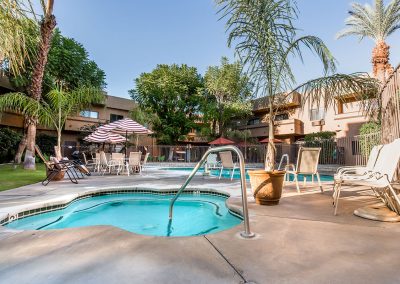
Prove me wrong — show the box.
[252,92,301,112]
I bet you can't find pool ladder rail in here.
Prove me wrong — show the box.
[168,145,255,239]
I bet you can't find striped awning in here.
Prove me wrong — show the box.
[84,130,127,144]
[98,118,153,135]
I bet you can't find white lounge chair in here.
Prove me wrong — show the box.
[334,145,382,180]
[333,138,400,215]
[284,147,322,193]
[129,152,142,175]
[218,151,238,181]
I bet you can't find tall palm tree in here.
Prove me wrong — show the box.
[11,0,57,169]
[0,85,105,160]
[217,0,379,171]
[337,0,400,80]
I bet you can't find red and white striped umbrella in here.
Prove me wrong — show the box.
[98,118,153,135]
[84,130,127,144]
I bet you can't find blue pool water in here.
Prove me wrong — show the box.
[5,193,241,237]
[162,167,334,182]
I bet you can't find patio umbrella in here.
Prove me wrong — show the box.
[208,137,235,145]
[259,138,283,143]
[84,130,127,144]
[98,118,153,158]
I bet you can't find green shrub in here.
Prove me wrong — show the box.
[304,131,337,164]
[304,131,336,142]
[0,128,22,163]
[359,122,381,156]
[36,133,57,156]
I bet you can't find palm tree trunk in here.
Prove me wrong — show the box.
[55,129,62,160]
[372,41,393,81]
[265,119,276,171]
[24,13,56,169]
[14,118,28,163]
[23,117,38,169]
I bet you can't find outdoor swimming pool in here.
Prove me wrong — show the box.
[5,192,241,237]
[162,167,334,182]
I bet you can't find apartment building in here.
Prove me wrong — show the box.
[236,92,369,143]
[0,73,151,150]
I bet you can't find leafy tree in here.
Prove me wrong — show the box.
[217,0,379,171]
[203,57,253,136]
[130,107,159,129]
[337,0,400,79]
[10,29,106,94]
[0,85,105,159]
[129,64,203,144]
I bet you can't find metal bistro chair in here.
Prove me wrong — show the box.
[129,151,142,175]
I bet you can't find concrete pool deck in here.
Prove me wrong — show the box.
[0,168,399,283]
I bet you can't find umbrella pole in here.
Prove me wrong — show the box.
[136,135,139,151]
[125,130,128,159]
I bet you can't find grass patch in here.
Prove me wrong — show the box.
[0,164,46,192]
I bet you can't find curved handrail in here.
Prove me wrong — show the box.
[278,154,289,171]
[168,145,255,239]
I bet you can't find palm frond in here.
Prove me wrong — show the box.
[0,0,38,75]
[291,73,380,116]
[337,0,400,42]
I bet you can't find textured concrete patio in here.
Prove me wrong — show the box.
[0,168,399,284]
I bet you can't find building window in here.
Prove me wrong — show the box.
[110,114,123,122]
[310,108,325,121]
[247,118,260,125]
[275,113,289,121]
[80,110,99,119]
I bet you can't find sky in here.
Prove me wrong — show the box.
[54,0,400,99]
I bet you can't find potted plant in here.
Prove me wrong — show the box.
[218,0,378,205]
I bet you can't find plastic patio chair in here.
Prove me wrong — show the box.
[206,153,220,170]
[332,138,400,215]
[284,147,322,193]
[218,151,238,181]
[141,153,150,173]
[129,151,142,175]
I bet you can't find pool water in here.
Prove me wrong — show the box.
[162,167,334,182]
[5,193,241,237]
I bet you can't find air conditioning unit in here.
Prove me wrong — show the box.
[312,119,325,126]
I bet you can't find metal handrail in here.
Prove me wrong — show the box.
[168,145,255,239]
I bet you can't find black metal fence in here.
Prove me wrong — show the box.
[61,141,346,166]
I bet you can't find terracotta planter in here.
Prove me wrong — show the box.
[46,168,65,181]
[248,170,285,205]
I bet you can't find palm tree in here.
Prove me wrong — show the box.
[337,0,400,80]
[21,0,56,169]
[0,85,105,160]
[0,0,37,75]
[217,0,379,171]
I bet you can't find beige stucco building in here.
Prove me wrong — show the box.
[236,92,369,143]
[0,73,154,152]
